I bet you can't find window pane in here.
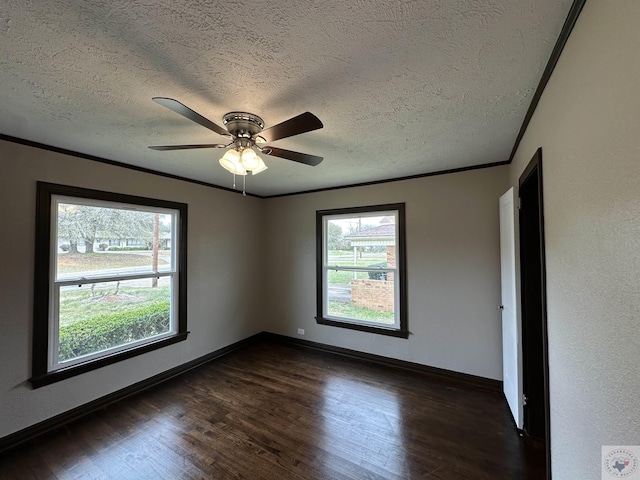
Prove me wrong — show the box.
[326,215,396,267]
[326,269,395,326]
[56,202,172,279]
[57,278,172,363]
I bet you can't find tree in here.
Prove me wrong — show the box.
[346,222,376,235]
[75,206,116,253]
[327,223,344,251]
[152,213,160,288]
[58,205,81,253]
[57,203,155,253]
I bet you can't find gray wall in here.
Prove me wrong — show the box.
[264,166,509,380]
[509,1,640,478]
[1,139,509,440]
[0,139,266,438]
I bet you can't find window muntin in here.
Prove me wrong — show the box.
[316,204,407,337]
[32,183,188,387]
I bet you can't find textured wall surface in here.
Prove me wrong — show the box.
[509,1,640,478]
[264,166,509,380]
[0,0,572,195]
[0,140,265,438]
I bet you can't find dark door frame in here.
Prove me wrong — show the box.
[518,147,551,479]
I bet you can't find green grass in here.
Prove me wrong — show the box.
[59,285,170,327]
[327,270,369,284]
[327,251,386,267]
[328,301,395,325]
[326,250,387,283]
[57,253,168,274]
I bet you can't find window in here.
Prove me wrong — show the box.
[32,183,188,388]
[316,203,407,337]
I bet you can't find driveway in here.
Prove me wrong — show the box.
[327,284,351,303]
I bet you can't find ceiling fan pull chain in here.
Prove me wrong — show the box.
[243,175,246,196]
[232,173,236,190]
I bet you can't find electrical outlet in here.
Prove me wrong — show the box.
[297,328,305,335]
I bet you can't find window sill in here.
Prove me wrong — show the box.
[30,332,189,389]
[315,317,409,338]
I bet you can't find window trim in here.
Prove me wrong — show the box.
[316,203,408,338]
[31,182,188,388]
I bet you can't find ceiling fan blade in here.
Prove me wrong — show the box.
[263,146,323,166]
[152,97,230,137]
[259,112,323,143]
[149,144,228,151]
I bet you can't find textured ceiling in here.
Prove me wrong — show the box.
[0,0,573,196]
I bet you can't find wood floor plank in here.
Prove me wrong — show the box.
[0,340,545,479]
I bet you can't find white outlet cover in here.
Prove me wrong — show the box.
[297,329,305,335]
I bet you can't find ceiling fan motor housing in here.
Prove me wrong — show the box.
[223,112,265,137]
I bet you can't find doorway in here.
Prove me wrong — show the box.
[518,148,550,477]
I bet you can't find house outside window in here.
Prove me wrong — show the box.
[32,182,188,388]
[126,239,147,247]
[316,203,408,338]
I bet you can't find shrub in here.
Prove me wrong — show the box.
[98,243,108,251]
[367,262,388,280]
[60,244,70,252]
[58,301,170,361]
[107,246,150,251]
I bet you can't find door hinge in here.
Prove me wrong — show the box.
[523,393,528,406]
[517,197,523,210]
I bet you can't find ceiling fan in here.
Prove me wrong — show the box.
[149,97,324,181]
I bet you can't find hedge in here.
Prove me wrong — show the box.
[59,301,171,361]
[367,262,388,280]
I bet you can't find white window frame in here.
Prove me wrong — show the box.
[48,196,180,371]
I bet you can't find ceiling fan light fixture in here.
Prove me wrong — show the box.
[240,147,260,171]
[250,157,268,175]
[219,149,246,175]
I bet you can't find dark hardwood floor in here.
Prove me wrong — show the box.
[0,340,545,479]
